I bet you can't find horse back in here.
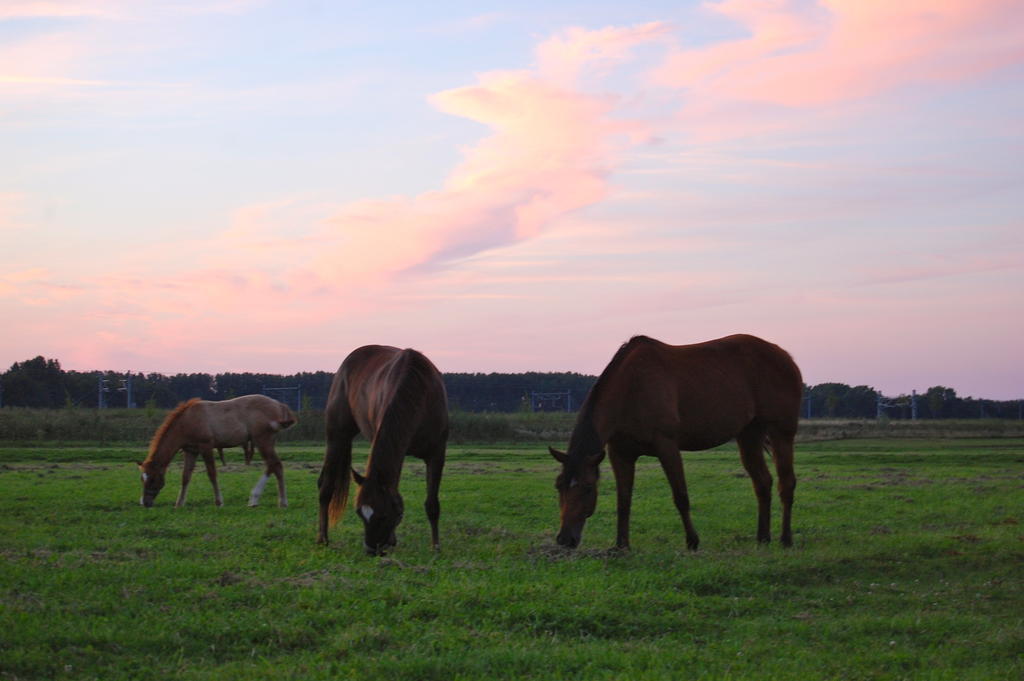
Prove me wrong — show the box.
[599,335,802,450]
[197,395,295,446]
[328,345,448,444]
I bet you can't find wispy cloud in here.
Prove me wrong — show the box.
[203,23,669,289]
[654,0,1024,107]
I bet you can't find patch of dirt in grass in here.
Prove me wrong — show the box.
[280,568,353,587]
[951,534,983,544]
[526,544,626,562]
[214,570,247,586]
[446,462,500,475]
[377,557,430,573]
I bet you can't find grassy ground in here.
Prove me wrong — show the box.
[1,440,1022,680]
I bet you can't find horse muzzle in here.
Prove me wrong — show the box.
[556,525,582,549]
[364,532,398,556]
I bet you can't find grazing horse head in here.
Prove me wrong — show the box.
[550,446,604,548]
[136,460,166,507]
[352,468,404,555]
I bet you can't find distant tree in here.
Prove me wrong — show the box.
[2,356,65,407]
[923,386,957,418]
[844,385,879,418]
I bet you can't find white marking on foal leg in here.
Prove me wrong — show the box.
[249,473,269,507]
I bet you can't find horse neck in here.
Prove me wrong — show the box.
[148,421,185,470]
[567,404,605,464]
[366,441,404,490]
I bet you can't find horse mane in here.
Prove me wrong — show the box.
[367,350,438,485]
[579,335,656,418]
[568,335,657,465]
[145,398,201,462]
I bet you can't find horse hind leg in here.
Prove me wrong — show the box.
[737,423,773,544]
[422,446,446,550]
[766,425,797,547]
[201,450,223,506]
[251,439,286,508]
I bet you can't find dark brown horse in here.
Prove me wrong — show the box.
[316,345,449,555]
[137,394,296,508]
[550,334,802,550]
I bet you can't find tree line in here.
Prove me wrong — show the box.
[1,356,1020,419]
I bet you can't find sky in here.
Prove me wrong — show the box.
[2,0,1023,399]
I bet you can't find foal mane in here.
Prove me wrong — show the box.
[145,398,200,461]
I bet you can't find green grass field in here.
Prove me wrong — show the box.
[1,440,1022,680]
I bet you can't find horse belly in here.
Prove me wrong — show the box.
[209,419,248,448]
[674,406,754,452]
[677,430,738,452]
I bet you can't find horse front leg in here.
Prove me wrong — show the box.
[655,439,699,551]
[175,451,198,508]
[201,450,223,506]
[423,450,445,550]
[608,444,636,550]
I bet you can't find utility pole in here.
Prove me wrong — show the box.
[97,374,110,409]
[119,373,135,408]
[876,394,895,420]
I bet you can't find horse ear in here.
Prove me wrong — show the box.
[351,467,366,486]
[548,447,568,464]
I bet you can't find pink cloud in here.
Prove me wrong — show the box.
[210,26,667,289]
[536,22,672,87]
[654,0,1024,107]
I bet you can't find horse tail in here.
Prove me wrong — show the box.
[326,438,353,527]
[276,403,297,430]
